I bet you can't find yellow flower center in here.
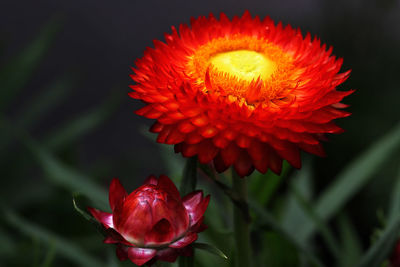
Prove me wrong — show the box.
[185,35,297,105]
[210,50,277,82]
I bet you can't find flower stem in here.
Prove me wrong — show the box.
[232,169,252,267]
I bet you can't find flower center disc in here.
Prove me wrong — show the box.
[210,50,276,81]
[186,36,297,103]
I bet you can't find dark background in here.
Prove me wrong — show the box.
[1,0,400,266]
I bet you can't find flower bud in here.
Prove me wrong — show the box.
[88,175,210,266]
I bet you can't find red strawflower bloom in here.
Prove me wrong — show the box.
[391,240,400,267]
[88,176,210,266]
[130,11,353,177]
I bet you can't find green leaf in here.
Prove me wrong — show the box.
[298,121,400,241]
[0,225,16,256]
[0,19,60,109]
[44,92,120,150]
[290,184,341,260]
[337,214,363,267]
[197,203,233,267]
[0,77,73,153]
[6,180,52,209]
[357,218,400,267]
[0,117,108,209]
[30,142,108,209]
[357,166,400,267]
[281,158,314,235]
[72,194,98,222]
[72,194,107,238]
[180,157,198,195]
[3,208,105,267]
[15,76,72,128]
[249,199,326,267]
[192,243,228,260]
[40,242,57,267]
[260,231,300,267]
[195,175,233,266]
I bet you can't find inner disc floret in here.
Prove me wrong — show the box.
[210,50,276,82]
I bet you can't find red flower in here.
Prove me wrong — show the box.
[391,241,400,267]
[88,176,210,266]
[130,11,353,177]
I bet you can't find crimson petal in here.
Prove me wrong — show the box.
[145,218,174,245]
[155,248,180,262]
[182,191,210,226]
[126,247,157,266]
[87,207,113,228]
[144,175,158,185]
[117,199,153,244]
[182,191,203,211]
[109,178,127,212]
[169,232,198,248]
[157,175,181,200]
[191,195,210,226]
[189,216,208,233]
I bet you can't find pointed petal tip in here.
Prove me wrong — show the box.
[182,190,203,210]
[109,178,127,211]
[157,175,181,200]
[144,175,158,185]
[242,10,252,18]
[184,192,210,227]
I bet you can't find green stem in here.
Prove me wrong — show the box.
[232,169,252,267]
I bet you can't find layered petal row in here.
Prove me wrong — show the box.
[130,11,353,176]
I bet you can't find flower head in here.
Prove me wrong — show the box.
[88,176,210,266]
[130,11,353,177]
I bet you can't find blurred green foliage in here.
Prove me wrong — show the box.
[1,7,400,267]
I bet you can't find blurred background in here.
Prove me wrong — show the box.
[1,0,400,266]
